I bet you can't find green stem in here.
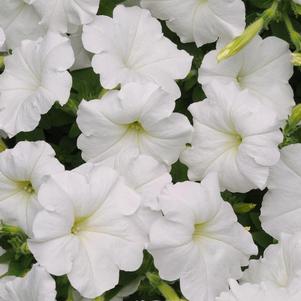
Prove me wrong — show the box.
[283,13,301,51]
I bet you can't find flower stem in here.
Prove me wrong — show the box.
[283,13,301,51]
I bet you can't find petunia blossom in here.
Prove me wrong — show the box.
[77,82,192,166]
[0,0,45,51]
[0,28,5,49]
[32,0,100,33]
[216,280,297,301]
[180,82,283,193]
[141,0,246,47]
[28,165,145,298]
[0,141,64,236]
[76,149,172,240]
[82,5,193,98]
[148,173,257,301]
[261,144,301,239]
[0,248,8,278]
[243,233,301,295]
[199,36,294,120]
[0,264,56,301]
[0,31,74,137]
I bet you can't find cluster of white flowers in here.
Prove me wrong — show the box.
[0,1,301,301]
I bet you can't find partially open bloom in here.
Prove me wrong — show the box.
[181,83,282,193]
[199,36,294,120]
[0,32,74,137]
[141,0,245,47]
[76,149,172,240]
[28,165,144,298]
[77,82,192,166]
[70,27,92,71]
[243,233,301,295]
[0,141,64,236]
[0,264,56,301]
[148,173,257,301]
[261,144,301,239]
[32,0,100,33]
[0,0,45,50]
[82,5,192,98]
[216,280,297,301]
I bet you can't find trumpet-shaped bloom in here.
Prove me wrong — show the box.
[0,32,74,137]
[28,165,145,298]
[32,0,100,33]
[0,141,64,236]
[199,36,294,120]
[148,173,257,301]
[243,233,301,295]
[82,5,192,98]
[0,0,45,50]
[141,0,245,47]
[216,280,298,301]
[180,83,282,193]
[261,144,301,239]
[77,82,192,166]
[76,149,172,239]
[70,27,92,71]
[0,264,56,301]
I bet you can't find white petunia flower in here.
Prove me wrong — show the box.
[148,173,257,301]
[28,165,145,298]
[180,82,283,193]
[0,264,56,301]
[77,82,192,166]
[70,27,92,71]
[0,0,45,51]
[261,144,301,239]
[0,141,64,236]
[242,233,301,295]
[0,248,8,278]
[141,0,246,47]
[216,280,298,301]
[199,36,294,120]
[82,5,193,98]
[32,0,100,33]
[0,31,74,137]
[0,28,5,49]
[76,149,172,240]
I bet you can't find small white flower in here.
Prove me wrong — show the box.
[82,5,193,98]
[148,173,257,301]
[0,264,56,301]
[76,149,172,240]
[0,31,74,137]
[77,82,192,166]
[28,165,145,298]
[32,0,100,33]
[0,28,5,49]
[0,248,8,278]
[0,0,45,51]
[216,280,295,301]
[70,27,92,71]
[199,36,294,120]
[141,0,246,47]
[180,82,283,193]
[243,233,301,295]
[0,141,64,236]
[261,144,301,239]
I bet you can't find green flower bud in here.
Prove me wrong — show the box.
[292,52,301,66]
[289,104,301,127]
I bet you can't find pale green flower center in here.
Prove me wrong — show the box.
[18,181,35,194]
[71,216,89,235]
[127,121,144,133]
[193,223,205,240]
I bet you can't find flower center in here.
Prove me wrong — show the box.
[71,216,89,235]
[193,223,205,241]
[127,121,144,133]
[18,181,35,194]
